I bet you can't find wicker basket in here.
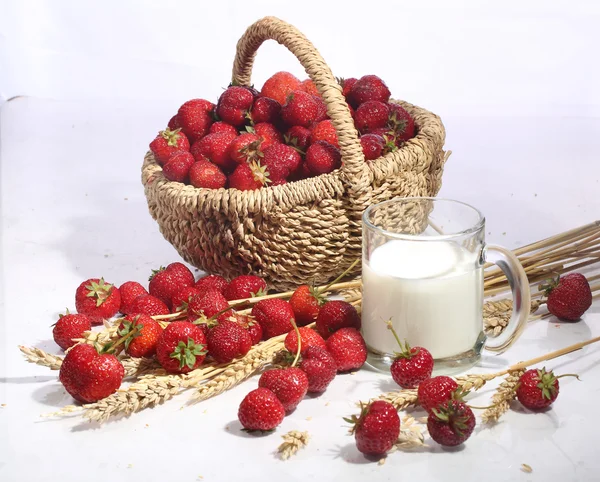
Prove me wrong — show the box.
[142,16,449,290]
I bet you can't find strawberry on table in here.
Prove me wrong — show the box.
[427,400,476,447]
[238,387,285,431]
[386,321,433,389]
[163,151,195,183]
[305,141,341,175]
[195,274,228,296]
[346,75,391,107]
[189,161,227,189]
[129,294,170,317]
[171,285,201,312]
[223,275,267,301]
[228,312,263,345]
[149,127,190,165]
[156,321,207,374]
[216,86,255,127]
[289,285,325,326]
[207,320,252,363]
[118,314,162,358]
[52,310,92,350]
[75,278,121,325]
[345,401,400,455]
[543,273,592,321]
[417,376,459,414]
[261,71,302,106]
[258,367,308,413]
[516,367,577,410]
[187,289,232,323]
[315,300,361,339]
[177,99,215,143]
[326,327,367,372]
[310,120,339,148]
[284,327,326,355]
[119,281,148,315]
[299,346,337,393]
[149,263,194,310]
[251,299,295,340]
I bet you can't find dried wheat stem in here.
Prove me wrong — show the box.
[19,346,63,370]
[368,389,419,410]
[481,369,525,423]
[388,415,426,452]
[278,430,310,460]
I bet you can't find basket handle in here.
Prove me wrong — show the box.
[231,16,372,192]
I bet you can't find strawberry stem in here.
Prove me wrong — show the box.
[316,259,360,297]
[100,324,142,355]
[555,373,581,381]
[385,319,404,350]
[290,319,301,367]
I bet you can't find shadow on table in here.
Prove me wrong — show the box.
[224,420,273,439]
[31,382,72,408]
[0,375,56,384]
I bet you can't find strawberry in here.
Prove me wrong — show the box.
[195,274,228,295]
[326,327,367,372]
[390,342,433,389]
[171,285,201,312]
[149,128,191,165]
[262,143,301,180]
[129,294,170,317]
[228,133,263,164]
[347,75,391,107]
[346,401,400,455]
[261,71,302,106]
[149,264,194,310]
[427,400,475,447]
[251,299,295,340]
[168,115,181,130]
[52,310,92,350]
[187,289,232,323]
[301,79,320,96]
[59,344,124,403]
[191,132,238,171]
[281,90,321,127]
[177,99,215,143]
[339,77,357,97]
[288,162,312,182]
[310,120,339,148]
[238,387,285,431]
[543,273,592,321]
[315,300,361,338]
[249,97,281,124]
[387,104,415,143]
[207,320,252,363]
[163,151,195,183]
[253,123,283,150]
[164,262,195,287]
[305,141,342,175]
[313,95,328,122]
[224,275,267,301]
[118,314,162,358]
[209,121,239,136]
[284,126,311,151]
[229,161,271,190]
[216,86,254,127]
[289,285,325,326]
[354,101,389,133]
[228,312,263,345]
[299,346,337,393]
[360,133,385,160]
[417,376,459,414]
[156,321,207,374]
[259,367,308,413]
[189,161,227,189]
[75,278,121,325]
[516,368,577,410]
[119,281,149,315]
[284,327,326,355]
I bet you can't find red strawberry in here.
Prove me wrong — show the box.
[360,133,385,160]
[261,72,302,106]
[354,101,389,133]
[251,299,295,340]
[229,161,271,191]
[118,313,162,358]
[310,120,339,148]
[417,376,459,414]
[156,321,207,374]
[281,90,321,127]
[171,285,201,312]
[216,86,254,127]
[427,400,475,447]
[301,78,320,96]
[207,320,252,363]
[224,275,267,301]
[284,126,311,151]
[177,99,215,143]
[75,278,121,325]
[129,294,170,317]
[149,264,194,310]
[59,344,124,403]
[316,300,361,339]
[313,95,328,122]
[165,262,195,287]
[163,151,194,183]
[387,104,415,143]
[228,133,263,164]
[150,128,190,165]
[346,401,400,455]
[119,281,148,315]
[305,141,342,175]
[195,274,228,295]
[238,387,285,431]
[52,311,92,350]
[289,285,324,326]
[543,273,592,321]
[339,77,357,97]
[187,289,232,323]
[262,143,301,180]
[284,327,326,355]
[209,121,239,136]
[390,342,433,389]
[249,97,281,124]
[259,367,308,413]
[516,368,575,410]
[347,75,391,107]
[299,346,337,393]
[253,123,283,150]
[168,115,181,130]
[228,313,263,345]
[288,162,312,182]
[189,161,227,189]
[326,327,367,372]
[191,132,238,171]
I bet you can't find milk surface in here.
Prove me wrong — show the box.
[362,240,483,359]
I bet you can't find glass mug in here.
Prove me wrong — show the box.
[362,197,530,372]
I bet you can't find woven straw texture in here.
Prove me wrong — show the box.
[142,16,449,289]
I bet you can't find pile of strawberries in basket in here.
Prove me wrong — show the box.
[149,72,416,190]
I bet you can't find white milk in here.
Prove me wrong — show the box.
[362,240,483,360]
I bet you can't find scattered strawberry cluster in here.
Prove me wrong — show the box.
[149,73,416,190]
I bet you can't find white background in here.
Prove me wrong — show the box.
[1,1,600,482]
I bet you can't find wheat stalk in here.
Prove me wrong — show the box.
[388,415,426,452]
[277,430,310,459]
[19,346,63,370]
[481,369,525,423]
[483,299,542,336]
[366,389,419,410]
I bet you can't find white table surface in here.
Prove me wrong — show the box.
[1,97,599,482]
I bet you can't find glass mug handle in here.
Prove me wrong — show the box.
[483,245,531,353]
